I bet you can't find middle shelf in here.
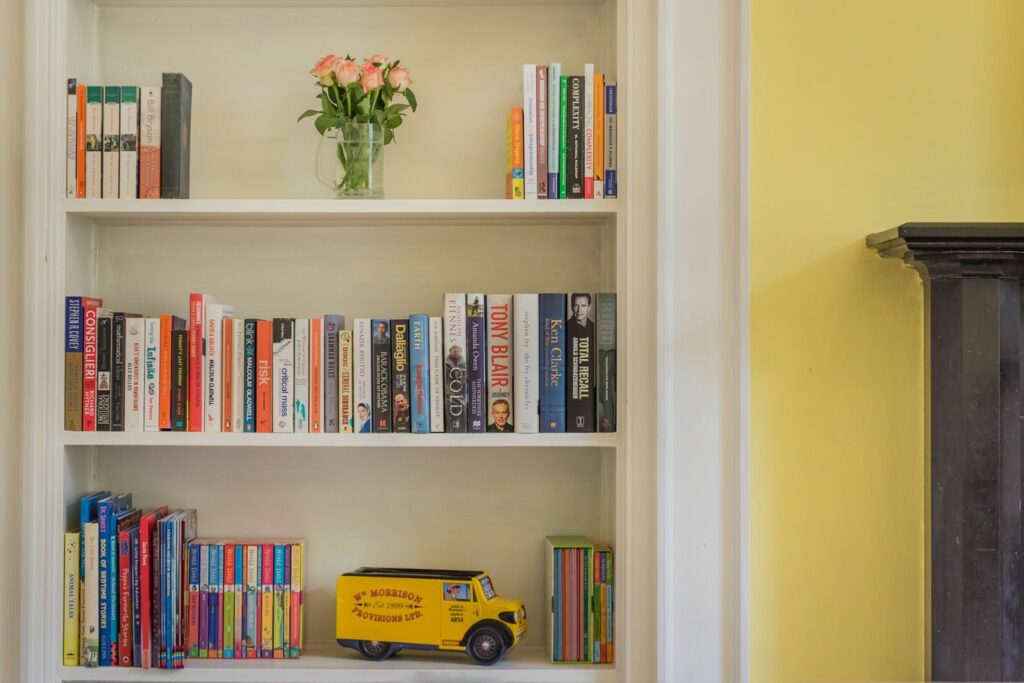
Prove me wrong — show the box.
[62,432,619,448]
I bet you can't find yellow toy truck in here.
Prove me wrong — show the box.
[336,567,527,665]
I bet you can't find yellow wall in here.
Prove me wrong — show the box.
[751,2,1024,680]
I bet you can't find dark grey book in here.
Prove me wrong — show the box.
[96,312,113,431]
[371,319,392,432]
[171,329,188,431]
[324,314,343,433]
[566,292,596,432]
[596,293,616,433]
[111,313,141,431]
[160,72,192,199]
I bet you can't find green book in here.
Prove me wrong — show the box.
[559,76,568,199]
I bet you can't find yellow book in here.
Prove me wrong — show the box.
[290,542,302,657]
[63,532,80,666]
[594,74,605,198]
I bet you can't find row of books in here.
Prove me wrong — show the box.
[506,63,617,200]
[545,536,614,664]
[65,74,193,200]
[63,292,617,434]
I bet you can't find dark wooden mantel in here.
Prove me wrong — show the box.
[868,223,1024,681]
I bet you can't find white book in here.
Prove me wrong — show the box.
[119,86,139,199]
[231,317,245,432]
[523,64,538,200]
[139,86,160,198]
[486,294,514,432]
[294,319,310,433]
[339,330,353,433]
[85,87,102,199]
[273,318,295,432]
[429,316,444,433]
[82,522,100,668]
[124,317,144,432]
[143,317,160,431]
[101,86,119,199]
[584,64,594,198]
[354,319,372,433]
[513,294,539,433]
[205,304,234,432]
[67,79,77,199]
[548,63,561,197]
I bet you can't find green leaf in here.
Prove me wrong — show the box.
[384,128,395,144]
[314,114,335,134]
[386,115,403,128]
[404,89,417,112]
[385,103,409,115]
[297,109,320,123]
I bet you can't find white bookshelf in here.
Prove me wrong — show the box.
[24,0,659,681]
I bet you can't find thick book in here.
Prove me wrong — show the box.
[604,83,617,198]
[547,63,561,199]
[310,318,322,433]
[78,492,109,666]
[596,293,617,432]
[85,86,102,199]
[466,295,486,433]
[536,66,548,199]
[139,507,169,669]
[64,532,80,666]
[392,320,411,433]
[540,294,567,432]
[80,299,104,431]
[594,73,605,198]
[523,65,538,199]
[124,316,145,432]
[567,75,584,198]
[76,84,86,197]
[272,318,295,433]
[171,329,188,430]
[428,317,444,433]
[188,294,214,432]
[559,76,568,199]
[567,292,597,432]
[371,319,392,432]
[65,296,100,430]
[243,320,257,432]
[486,294,514,432]
[409,314,430,433]
[514,294,539,433]
[111,313,141,431]
[83,522,100,667]
[294,319,310,433]
[143,318,160,432]
[139,86,161,198]
[206,304,235,432]
[67,79,77,199]
[159,315,185,430]
[505,108,524,200]
[119,86,139,198]
[160,73,192,198]
[323,314,343,432]
[256,320,272,432]
[583,64,595,199]
[354,319,372,433]
[102,86,120,198]
[96,310,113,431]
[339,329,353,432]
[443,294,468,432]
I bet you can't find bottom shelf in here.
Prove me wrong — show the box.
[59,646,617,683]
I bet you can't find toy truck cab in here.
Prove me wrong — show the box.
[336,567,527,665]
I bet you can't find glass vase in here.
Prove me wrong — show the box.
[316,122,384,199]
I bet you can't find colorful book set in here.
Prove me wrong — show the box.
[507,63,617,200]
[546,536,614,664]
[63,292,617,435]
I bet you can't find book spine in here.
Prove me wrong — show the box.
[391,319,410,433]
[294,319,309,433]
[567,293,597,431]
[223,545,235,658]
[540,294,567,432]
[85,86,102,199]
[309,318,322,432]
[119,86,139,198]
[559,76,568,199]
[604,84,617,198]
[111,313,127,431]
[514,294,539,433]
[158,315,173,429]
[97,500,112,665]
[188,294,207,432]
[548,63,561,198]
[584,64,595,199]
[244,320,257,432]
[507,108,524,200]
[428,317,444,433]
[222,318,234,431]
[199,544,209,657]
[245,545,258,659]
[486,294,514,432]
[83,522,100,667]
[118,528,132,665]
[281,546,290,658]
[67,79,77,199]
[65,296,85,430]
[231,316,245,432]
[139,86,161,198]
[82,300,102,431]
[409,315,430,433]
[206,305,233,432]
[339,330,353,432]
[96,311,112,431]
[466,295,486,433]
[371,319,392,432]
[536,65,548,199]
[594,73,605,198]
[273,318,295,432]
[523,65,538,199]
[160,73,192,198]
[272,546,285,658]
[139,517,152,668]
[354,320,371,432]
[290,544,302,657]
[234,545,243,658]
[143,318,160,431]
[260,545,273,658]
[171,329,188,430]
[102,86,120,198]
[76,85,86,197]
[131,527,141,666]
[188,544,200,658]
[256,320,272,432]
[323,314,342,432]
[443,294,467,432]
[596,293,617,432]
[208,544,220,659]
[568,76,584,198]
[125,317,144,432]
[64,532,80,666]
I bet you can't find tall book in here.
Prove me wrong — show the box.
[102,86,120,198]
[310,318,322,433]
[143,318,160,432]
[547,63,561,199]
[230,316,245,432]
[567,76,584,198]
[206,304,234,432]
[82,299,104,431]
[256,320,273,432]
[171,329,188,430]
[65,296,100,430]
[371,319,392,432]
[323,314,343,432]
[159,315,186,430]
[83,522,100,667]
[409,314,430,434]
[604,83,617,198]
[119,86,139,198]
[523,65,538,199]
[160,73,192,198]
[486,295,514,432]
[112,312,141,431]
[567,292,597,432]
[64,532,80,666]
[354,319,372,433]
[466,294,486,433]
[244,320,257,432]
[124,315,145,432]
[76,84,86,197]
[339,329,354,432]
[505,108,524,200]
[514,294,539,433]
[596,293,617,432]
[443,294,468,432]
[559,75,568,199]
[96,309,113,431]
[85,86,102,199]
[273,318,295,433]
[428,317,444,433]
[594,73,605,199]
[188,294,215,432]
[139,86,161,198]
[540,293,567,432]
[583,64,595,199]
[391,319,410,433]
[536,66,548,199]
[67,79,77,199]
[294,319,310,433]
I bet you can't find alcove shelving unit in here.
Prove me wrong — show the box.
[23,0,659,681]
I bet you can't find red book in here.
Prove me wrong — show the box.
[310,319,322,433]
[188,294,211,431]
[76,85,86,198]
[81,297,103,430]
[118,528,133,665]
[138,507,168,669]
[256,320,272,433]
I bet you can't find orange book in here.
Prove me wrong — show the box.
[310,318,322,433]
[222,318,234,431]
[505,107,525,199]
[594,73,605,198]
[76,85,86,198]
[158,315,183,430]
[256,320,272,432]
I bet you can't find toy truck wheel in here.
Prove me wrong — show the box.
[358,640,396,661]
[467,626,507,665]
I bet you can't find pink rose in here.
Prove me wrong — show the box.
[367,54,389,66]
[310,54,340,85]
[360,63,384,93]
[333,59,359,86]
[387,65,413,92]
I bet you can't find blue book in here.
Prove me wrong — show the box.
[243,320,257,432]
[79,491,110,582]
[540,294,567,432]
[466,295,486,433]
[209,544,221,657]
[130,525,141,667]
[98,493,130,666]
[409,314,430,433]
[160,515,174,668]
[187,543,200,658]
[604,84,617,198]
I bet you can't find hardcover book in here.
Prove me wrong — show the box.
[567,292,597,432]
[119,86,139,199]
[486,294,514,432]
[536,66,548,199]
[514,294,539,433]
[339,329,353,432]
[443,294,468,432]
[85,86,102,199]
[547,63,561,199]
[323,314,343,432]
[160,73,192,199]
[143,318,160,432]
[466,295,486,433]
[391,319,410,433]
[159,315,186,430]
[409,314,430,433]
[124,315,145,432]
[505,108,525,200]
[293,319,309,433]
[139,86,161,198]
[272,318,295,433]
[171,329,188,430]
[82,298,104,431]
[65,296,101,431]
[256,320,272,432]
[583,64,595,199]
[102,86,120,198]
[371,319,392,432]
[244,320,257,432]
[596,293,617,432]
[523,65,538,199]
[310,318,322,433]
[567,75,584,198]
[540,293,567,432]
[604,83,617,198]
[429,316,444,433]
[96,310,113,431]
[67,79,77,199]
[354,319,372,433]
